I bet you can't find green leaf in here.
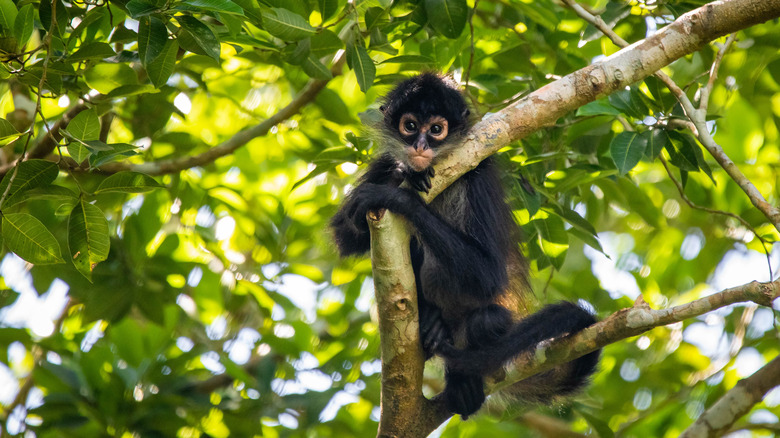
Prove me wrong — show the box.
[84,63,138,94]
[3,185,78,208]
[310,29,342,58]
[82,140,114,152]
[46,61,76,75]
[176,15,221,61]
[610,131,647,175]
[262,7,316,41]
[38,0,69,37]
[106,84,159,98]
[125,0,159,18]
[137,16,168,66]
[671,131,714,182]
[664,131,698,171]
[379,55,435,65]
[67,7,107,46]
[13,4,33,49]
[183,0,244,15]
[568,227,605,254]
[0,289,19,309]
[65,109,101,142]
[95,172,162,193]
[88,143,138,168]
[67,141,91,164]
[301,54,332,80]
[644,128,667,159]
[608,88,648,119]
[282,38,310,65]
[424,0,468,39]
[346,43,374,93]
[69,42,117,62]
[147,39,179,88]
[0,0,18,38]
[17,67,63,94]
[644,76,677,111]
[318,0,339,20]
[0,160,59,207]
[532,215,568,270]
[68,200,110,281]
[0,118,22,146]
[2,213,64,265]
[365,7,386,30]
[576,99,621,117]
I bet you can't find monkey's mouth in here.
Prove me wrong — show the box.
[408,157,432,172]
[408,150,434,172]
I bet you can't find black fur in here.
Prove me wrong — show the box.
[330,74,599,418]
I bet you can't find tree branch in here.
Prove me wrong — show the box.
[367,210,450,437]
[680,354,780,438]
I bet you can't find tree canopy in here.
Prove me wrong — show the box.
[0,0,779,437]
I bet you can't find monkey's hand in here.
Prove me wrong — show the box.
[419,305,452,359]
[404,167,435,193]
[343,183,421,229]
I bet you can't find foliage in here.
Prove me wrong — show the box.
[0,0,778,436]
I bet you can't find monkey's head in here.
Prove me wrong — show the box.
[380,73,471,172]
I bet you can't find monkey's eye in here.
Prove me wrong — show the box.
[404,120,418,132]
[430,124,443,134]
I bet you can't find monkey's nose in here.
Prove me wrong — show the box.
[414,137,429,151]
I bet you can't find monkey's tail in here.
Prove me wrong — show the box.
[441,301,600,383]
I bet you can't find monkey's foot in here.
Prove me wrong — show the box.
[443,373,485,419]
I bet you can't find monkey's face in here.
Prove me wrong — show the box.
[397,113,450,171]
[379,73,471,172]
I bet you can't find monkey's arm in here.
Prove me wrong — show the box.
[330,154,404,256]
[337,179,508,302]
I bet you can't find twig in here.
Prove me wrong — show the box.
[658,155,773,278]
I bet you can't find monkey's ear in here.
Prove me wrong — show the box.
[380,105,386,113]
[462,109,470,118]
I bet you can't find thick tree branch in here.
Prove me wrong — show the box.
[367,210,449,437]
[680,354,780,438]
[369,1,780,436]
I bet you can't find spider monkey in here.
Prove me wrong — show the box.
[330,73,600,418]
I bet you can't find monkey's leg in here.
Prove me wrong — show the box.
[441,305,514,417]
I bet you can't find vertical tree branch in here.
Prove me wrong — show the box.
[369,210,448,437]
